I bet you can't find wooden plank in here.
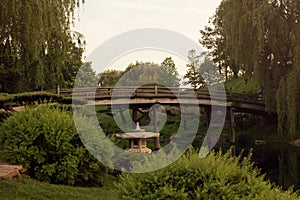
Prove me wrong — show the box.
[0,163,24,179]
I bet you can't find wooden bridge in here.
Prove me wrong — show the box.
[59,85,265,113]
[55,85,268,149]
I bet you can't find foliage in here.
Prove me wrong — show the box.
[62,43,85,88]
[0,92,62,108]
[120,61,158,86]
[74,62,98,87]
[184,50,205,89]
[0,105,110,186]
[0,92,88,109]
[0,0,85,93]
[0,175,120,200]
[200,0,300,138]
[224,77,259,94]
[158,57,180,87]
[199,53,223,86]
[97,58,180,87]
[200,12,239,80]
[117,150,299,199]
[116,60,180,87]
[98,69,124,87]
[0,110,11,122]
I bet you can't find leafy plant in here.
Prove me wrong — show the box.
[0,104,111,186]
[117,150,299,199]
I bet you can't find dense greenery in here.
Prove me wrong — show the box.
[117,150,299,199]
[0,92,87,111]
[75,62,98,87]
[224,77,259,94]
[98,69,124,87]
[0,0,85,93]
[0,92,61,107]
[99,58,180,87]
[0,105,109,186]
[200,0,300,139]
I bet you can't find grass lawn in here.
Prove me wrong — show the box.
[224,77,259,94]
[0,176,120,200]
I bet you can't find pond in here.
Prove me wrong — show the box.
[236,142,300,191]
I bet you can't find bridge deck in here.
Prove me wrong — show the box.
[60,85,265,113]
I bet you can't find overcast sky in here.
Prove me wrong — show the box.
[73,0,222,74]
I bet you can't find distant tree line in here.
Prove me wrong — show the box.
[98,57,180,87]
[99,55,221,89]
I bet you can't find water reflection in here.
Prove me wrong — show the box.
[237,143,300,190]
[278,150,299,190]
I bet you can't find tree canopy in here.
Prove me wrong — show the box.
[99,58,180,87]
[75,62,98,87]
[98,69,124,87]
[0,0,85,93]
[200,0,300,138]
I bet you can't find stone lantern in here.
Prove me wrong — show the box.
[116,123,160,153]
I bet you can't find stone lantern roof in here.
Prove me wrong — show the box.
[116,123,160,153]
[116,123,159,139]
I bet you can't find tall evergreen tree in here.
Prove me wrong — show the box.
[184,50,205,89]
[0,0,84,93]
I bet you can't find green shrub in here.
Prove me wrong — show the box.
[0,92,62,109]
[0,105,111,186]
[0,110,12,122]
[11,92,61,105]
[117,150,299,199]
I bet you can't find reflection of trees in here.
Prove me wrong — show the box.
[278,150,299,190]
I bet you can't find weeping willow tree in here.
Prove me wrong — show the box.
[200,0,242,81]
[0,0,85,93]
[201,0,300,139]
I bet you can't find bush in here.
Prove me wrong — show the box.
[11,92,61,105]
[0,110,12,122]
[0,92,62,109]
[117,150,299,199]
[0,105,112,186]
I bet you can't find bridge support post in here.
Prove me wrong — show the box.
[56,85,60,95]
[119,108,126,124]
[153,105,160,151]
[229,107,236,145]
[204,106,212,149]
[205,107,211,128]
[132,107,138,129]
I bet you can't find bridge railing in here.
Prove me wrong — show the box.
[54,85,263,104]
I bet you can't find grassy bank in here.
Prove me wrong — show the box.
[0,175,120,200]
[224,77,259,94]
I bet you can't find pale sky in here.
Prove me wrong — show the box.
[73,0,222,75]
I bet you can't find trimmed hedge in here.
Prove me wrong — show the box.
[0,105,111,186]
[117,150,299,199]
[0,92,87,109]
[0,92,61,107]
